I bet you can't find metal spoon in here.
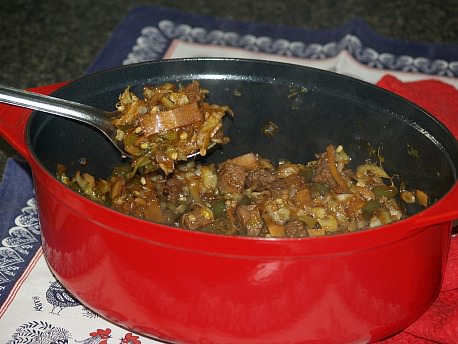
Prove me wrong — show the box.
[0,84,213,159]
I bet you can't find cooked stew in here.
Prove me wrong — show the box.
[57,82,429,238]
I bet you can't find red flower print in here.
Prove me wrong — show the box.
[89,328,112,343]
[121,332,141,344]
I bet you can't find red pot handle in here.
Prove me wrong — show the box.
[409,183,458,228]
[0,82,68,161]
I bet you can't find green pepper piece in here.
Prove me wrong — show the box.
[300,166,313,182]
[112,163,133,178]
[211,200,226,217]
[123,132,138,147]
[362,199,380,220]
[372,185,398,199]
[162,129,178,142]
[239,195,252,205]
[128,156,153,178]
[310,183,329,198]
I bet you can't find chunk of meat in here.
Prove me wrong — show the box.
[183,80,203,103]
[181,205,213,230]
[265,175,304,199]
[285,220,309,238]
[236,204,265,237]
[156,177,185,203]
[246,169,276,191]
[227,153,263,171]
[294,188,312,208]
[217,163,247,195]
[140,102,203,136]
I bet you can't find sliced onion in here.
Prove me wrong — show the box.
[318,215,338,232]
[334,193,353,203]
[356,164,390,180]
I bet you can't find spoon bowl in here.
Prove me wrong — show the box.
[0,84,214,159]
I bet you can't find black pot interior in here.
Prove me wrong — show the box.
[27,58,458,212]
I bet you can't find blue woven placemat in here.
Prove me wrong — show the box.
[87,5,458,79]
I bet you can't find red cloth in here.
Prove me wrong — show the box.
[376,75,458,343]
[377,75,458,140]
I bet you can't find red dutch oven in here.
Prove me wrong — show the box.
[1,58,458,343]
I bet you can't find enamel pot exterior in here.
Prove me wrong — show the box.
[34,167,453,344]
[1,58,458,343]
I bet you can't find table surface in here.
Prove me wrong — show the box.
[1,0,458,177]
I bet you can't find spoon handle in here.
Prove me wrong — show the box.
[0,84,113,130]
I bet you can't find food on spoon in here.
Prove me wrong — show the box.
[112,81,232,174]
